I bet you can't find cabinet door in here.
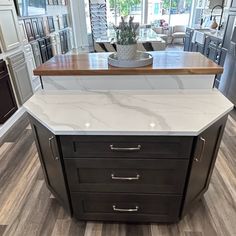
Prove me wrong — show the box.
[181,115,228,216]
[31,42,42,67]
[24,19,35,42]
[0,5,21,51]
[31,18,40,39]
[0,61,17,124]
[223,14,236,49]
[0,0,13,5]
[8,53,33,105]
[40,47,48,62]
[47,16,55,33]
[29,116,71,215]
[47,45,53,59]
[230,0,236,10]
[37,17,45,37]
[18,20,28,44]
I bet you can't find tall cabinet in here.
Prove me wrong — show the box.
[0,4,21,51]
[7,52,33,105]
[0,60,18,124]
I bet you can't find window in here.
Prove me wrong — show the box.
[87,0,192,39]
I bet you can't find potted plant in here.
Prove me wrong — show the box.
[113,16,139,60]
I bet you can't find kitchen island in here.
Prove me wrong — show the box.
[24,89,233,223]
[34,51,223,90]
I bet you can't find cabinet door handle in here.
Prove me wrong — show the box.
[194,137,206,162]
[49,136,59,161]
[111,174,140,181]
[113,205,139,212]
[110,144,141,152]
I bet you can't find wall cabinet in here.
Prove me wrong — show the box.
[0,5,21,51]
[0,60,17,124]
[7,52,33,105]
[24,19,35,42]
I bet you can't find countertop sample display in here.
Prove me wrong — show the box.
[33,51,223,76]
[24,90,233,136]
[26,89,233,223]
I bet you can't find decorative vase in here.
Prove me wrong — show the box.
[211,18,218,29]
[116,44,137,60]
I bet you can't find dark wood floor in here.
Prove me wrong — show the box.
[0,111,236,236]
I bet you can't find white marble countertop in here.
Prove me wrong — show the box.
[24,90,233,136]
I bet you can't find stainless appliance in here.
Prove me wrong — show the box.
[219,13,236,106]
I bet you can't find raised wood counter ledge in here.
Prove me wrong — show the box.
[33,51,223,76]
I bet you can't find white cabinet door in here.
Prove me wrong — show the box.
[0,0,13,5]
[18,20,28,45]
[0,5,21,51]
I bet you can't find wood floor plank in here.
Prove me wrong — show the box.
[0,111,235,236]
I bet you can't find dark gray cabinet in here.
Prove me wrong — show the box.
[182,115,227,216]
[7,52,33,105]
[191,42,204,54]
[47,16,55,33]
[37,17,45,38]
[24,19,35,41]
[38,38,48,63]
[31,18,40,39]
[184,28,194,51]
[29,114,228,223]
[31,41,42,67]
[29,116,71,215]
[0,60,17,124]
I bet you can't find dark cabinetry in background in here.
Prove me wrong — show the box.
[184,28,194,51]
[24,19,35,41]
[37,17,46,38]
[38,38,48,63]
[59,30,69,54]
[31,18,41,39]
[0,60,17,124]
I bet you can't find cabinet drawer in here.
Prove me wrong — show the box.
[71,192,182,222]
[7,52,25,67]
[0,60,8,78]
[60,136,193,159]
[65,158,189,194]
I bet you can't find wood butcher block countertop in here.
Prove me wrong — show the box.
[33,51,223,76]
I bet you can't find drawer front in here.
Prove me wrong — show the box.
[71,192,182,222]
[65,158,189,194]
[60,136,193,159]
[7,52,25,67]
[0,60,8,78]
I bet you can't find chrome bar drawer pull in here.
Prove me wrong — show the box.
[110,144,141,151]
[113,205,139,212]
[194,137,206,162]
[111,174,140,181]
[49,136,59,161]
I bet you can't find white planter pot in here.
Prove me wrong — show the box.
[116,44,137,60]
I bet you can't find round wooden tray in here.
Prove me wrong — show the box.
[108,51,153,68]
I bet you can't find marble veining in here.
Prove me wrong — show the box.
[24,90,233,136]
[42,75,215,91]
